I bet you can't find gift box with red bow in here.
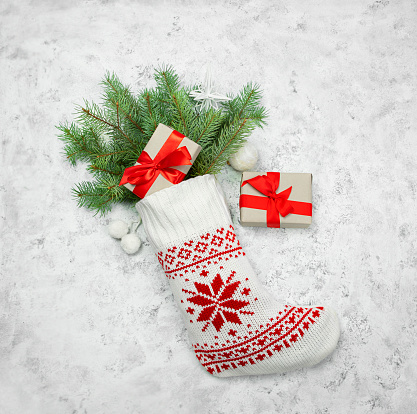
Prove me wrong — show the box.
[239,172,313,228]
[119,124,202,198]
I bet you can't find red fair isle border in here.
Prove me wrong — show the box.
[194,306,297,354]
[157,225,243,279]
[167,247,242,275]
[195,307,323,374]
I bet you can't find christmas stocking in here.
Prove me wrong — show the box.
[137,175,340,377]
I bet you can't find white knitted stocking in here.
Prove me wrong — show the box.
[137,175,340,377]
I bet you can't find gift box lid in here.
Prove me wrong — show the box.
[122,123,201,198]
[240,171,312,228]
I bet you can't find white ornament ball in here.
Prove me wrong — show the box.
[120,233,141,254]
[108,220,129,239]
[229,142,258,171]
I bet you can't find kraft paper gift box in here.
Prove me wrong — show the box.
[239,172,313,228]
[120,123,201,198]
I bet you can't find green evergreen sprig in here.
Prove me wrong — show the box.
[57,65,267,216]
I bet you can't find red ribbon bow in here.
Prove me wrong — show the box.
[240,172,312,228]
[119,130,192,198]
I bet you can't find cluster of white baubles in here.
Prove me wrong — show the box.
[108,217,142,254]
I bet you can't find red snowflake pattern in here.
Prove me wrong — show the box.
[183,272,253,332]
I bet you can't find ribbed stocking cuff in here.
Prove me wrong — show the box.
[136,175,232,251]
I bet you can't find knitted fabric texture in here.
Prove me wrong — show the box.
[137,175,340,377]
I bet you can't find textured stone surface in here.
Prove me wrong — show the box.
[1,0,416,413]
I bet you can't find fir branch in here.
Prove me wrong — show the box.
[79,104,135,146]
[95,150,128,158]
[195,112,217,143]
[143,91,158,130]
[101,72,145,134]
[58,66,267,216]
[87,158,125,177]
[78,104,113,131]
[190,114,257,177]
[89,165,120,175]
[154,66,193,136]
[57,123,101,165]
[223,83,268,127]
[73,177,128,216]
[203,118,250,175]
[194,109,224,145]
[154,64,181,94]
[238,87,255,118]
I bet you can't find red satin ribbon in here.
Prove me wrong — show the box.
[119,130,192,198]
[240,172,312,228]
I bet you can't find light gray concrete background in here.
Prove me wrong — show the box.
[1,0,416,413]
